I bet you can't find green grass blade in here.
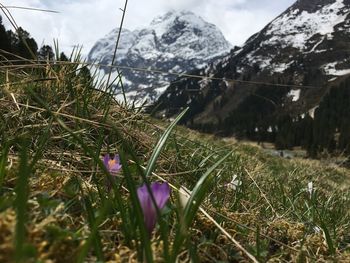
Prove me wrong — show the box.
[140,108,189,260]
[82,195,104,261]
[29,119,53,169]
[0,142,10,190]
[14,139,31,262]
[144,107,188,178]
[316,207,336,255]
[321,223,335,255]
[171,151,232,261]
[76,199,111,263]
[119,151,154,262]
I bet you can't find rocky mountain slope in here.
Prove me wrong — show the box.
[155,0,350,142]
[88,10,232,103]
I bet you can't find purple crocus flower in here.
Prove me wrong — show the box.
[137,182,171,234]
[102,154,122,174]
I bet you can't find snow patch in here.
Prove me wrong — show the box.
[155,85,169,96]
[307,36,326,53]
[322,62,350,76]
[272,61,294,73]
[309,106,319,119]
[88,28,137,62]
[287,89,301,102]
[265,0,348,50]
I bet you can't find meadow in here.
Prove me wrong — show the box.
[0,46,350,263]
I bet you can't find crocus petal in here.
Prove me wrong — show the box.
[227,182,237,191]
[137,184,157,234]
[231,174,238,183]
[227,174,242,191]
[102,154,122,174]
[109,162,122,173]
[137,182,171,234]
[103,154,110,168]
[115,164,122,172]
[114,154,120,163]
[234,180,242,187]
[111,154,122,172]
[307,181,313,196]
[151,182,171,209]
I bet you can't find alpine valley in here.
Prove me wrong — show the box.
[155,0,350,157]
[87,10,232,103]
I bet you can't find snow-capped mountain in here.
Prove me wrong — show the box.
[88,10,232,103]
[155,0,350,131]
[240,0,350,76]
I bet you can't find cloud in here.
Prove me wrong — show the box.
[159,0,204,10]
[0,0,295,55]
[2,0,126,54]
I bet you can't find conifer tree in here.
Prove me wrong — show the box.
[38,45,55,61]
[15,27,38,59]
[59,52,69,61]
[0,16,11,56]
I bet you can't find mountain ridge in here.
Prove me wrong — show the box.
[88,10,232,103]
[154,0,350,156]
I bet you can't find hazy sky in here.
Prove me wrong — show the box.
[1,0,295,56]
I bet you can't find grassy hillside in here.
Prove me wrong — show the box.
[1,57,350,262]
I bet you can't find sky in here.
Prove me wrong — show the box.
[1,0,295,56]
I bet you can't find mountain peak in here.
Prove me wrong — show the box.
[149,10,220,40]
[154,0,350,141]
[150,10,194,24]
[88,10,232,103]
